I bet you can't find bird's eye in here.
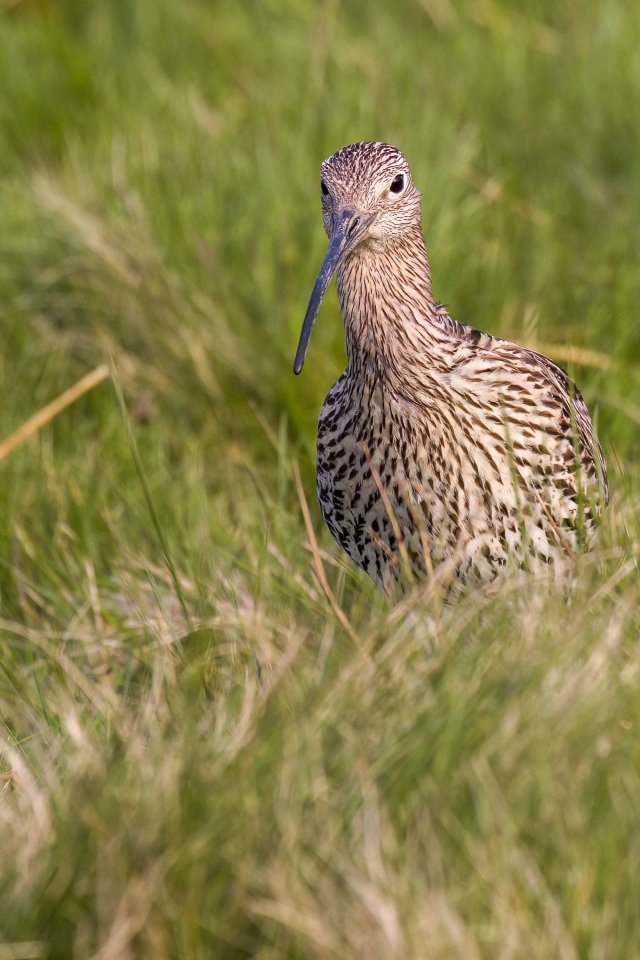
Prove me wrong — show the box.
[321,179,329,196]
[390,173,405,194]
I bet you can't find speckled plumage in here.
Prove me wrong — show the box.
[295,142,607,592]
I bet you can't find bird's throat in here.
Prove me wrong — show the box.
[336,228,438,377]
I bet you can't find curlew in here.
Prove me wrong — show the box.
[294,142,607,592]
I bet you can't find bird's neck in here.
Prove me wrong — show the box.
[336,227,448,380]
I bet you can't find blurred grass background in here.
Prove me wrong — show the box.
[0,0,639,957]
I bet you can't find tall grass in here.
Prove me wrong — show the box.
[0,1,639,957]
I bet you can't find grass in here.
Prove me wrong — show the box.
[0,0,639,956]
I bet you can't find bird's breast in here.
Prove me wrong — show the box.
[316,376,451,588]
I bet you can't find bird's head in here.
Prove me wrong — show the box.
[294,141,421,374]
[320,141,421,244]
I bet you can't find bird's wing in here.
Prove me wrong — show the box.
[459,332,608,503]
[525,345,608,501]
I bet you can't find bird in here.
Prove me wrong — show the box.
[293,141,607,593]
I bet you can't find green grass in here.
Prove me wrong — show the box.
[0,0,639,956]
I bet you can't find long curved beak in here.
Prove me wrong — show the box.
[293,208,369,375]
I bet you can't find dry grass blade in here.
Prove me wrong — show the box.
[0,365,110,463]
[0,944,49,960]
[526,342,612,371]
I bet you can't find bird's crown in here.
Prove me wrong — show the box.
[320,141,411,203]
